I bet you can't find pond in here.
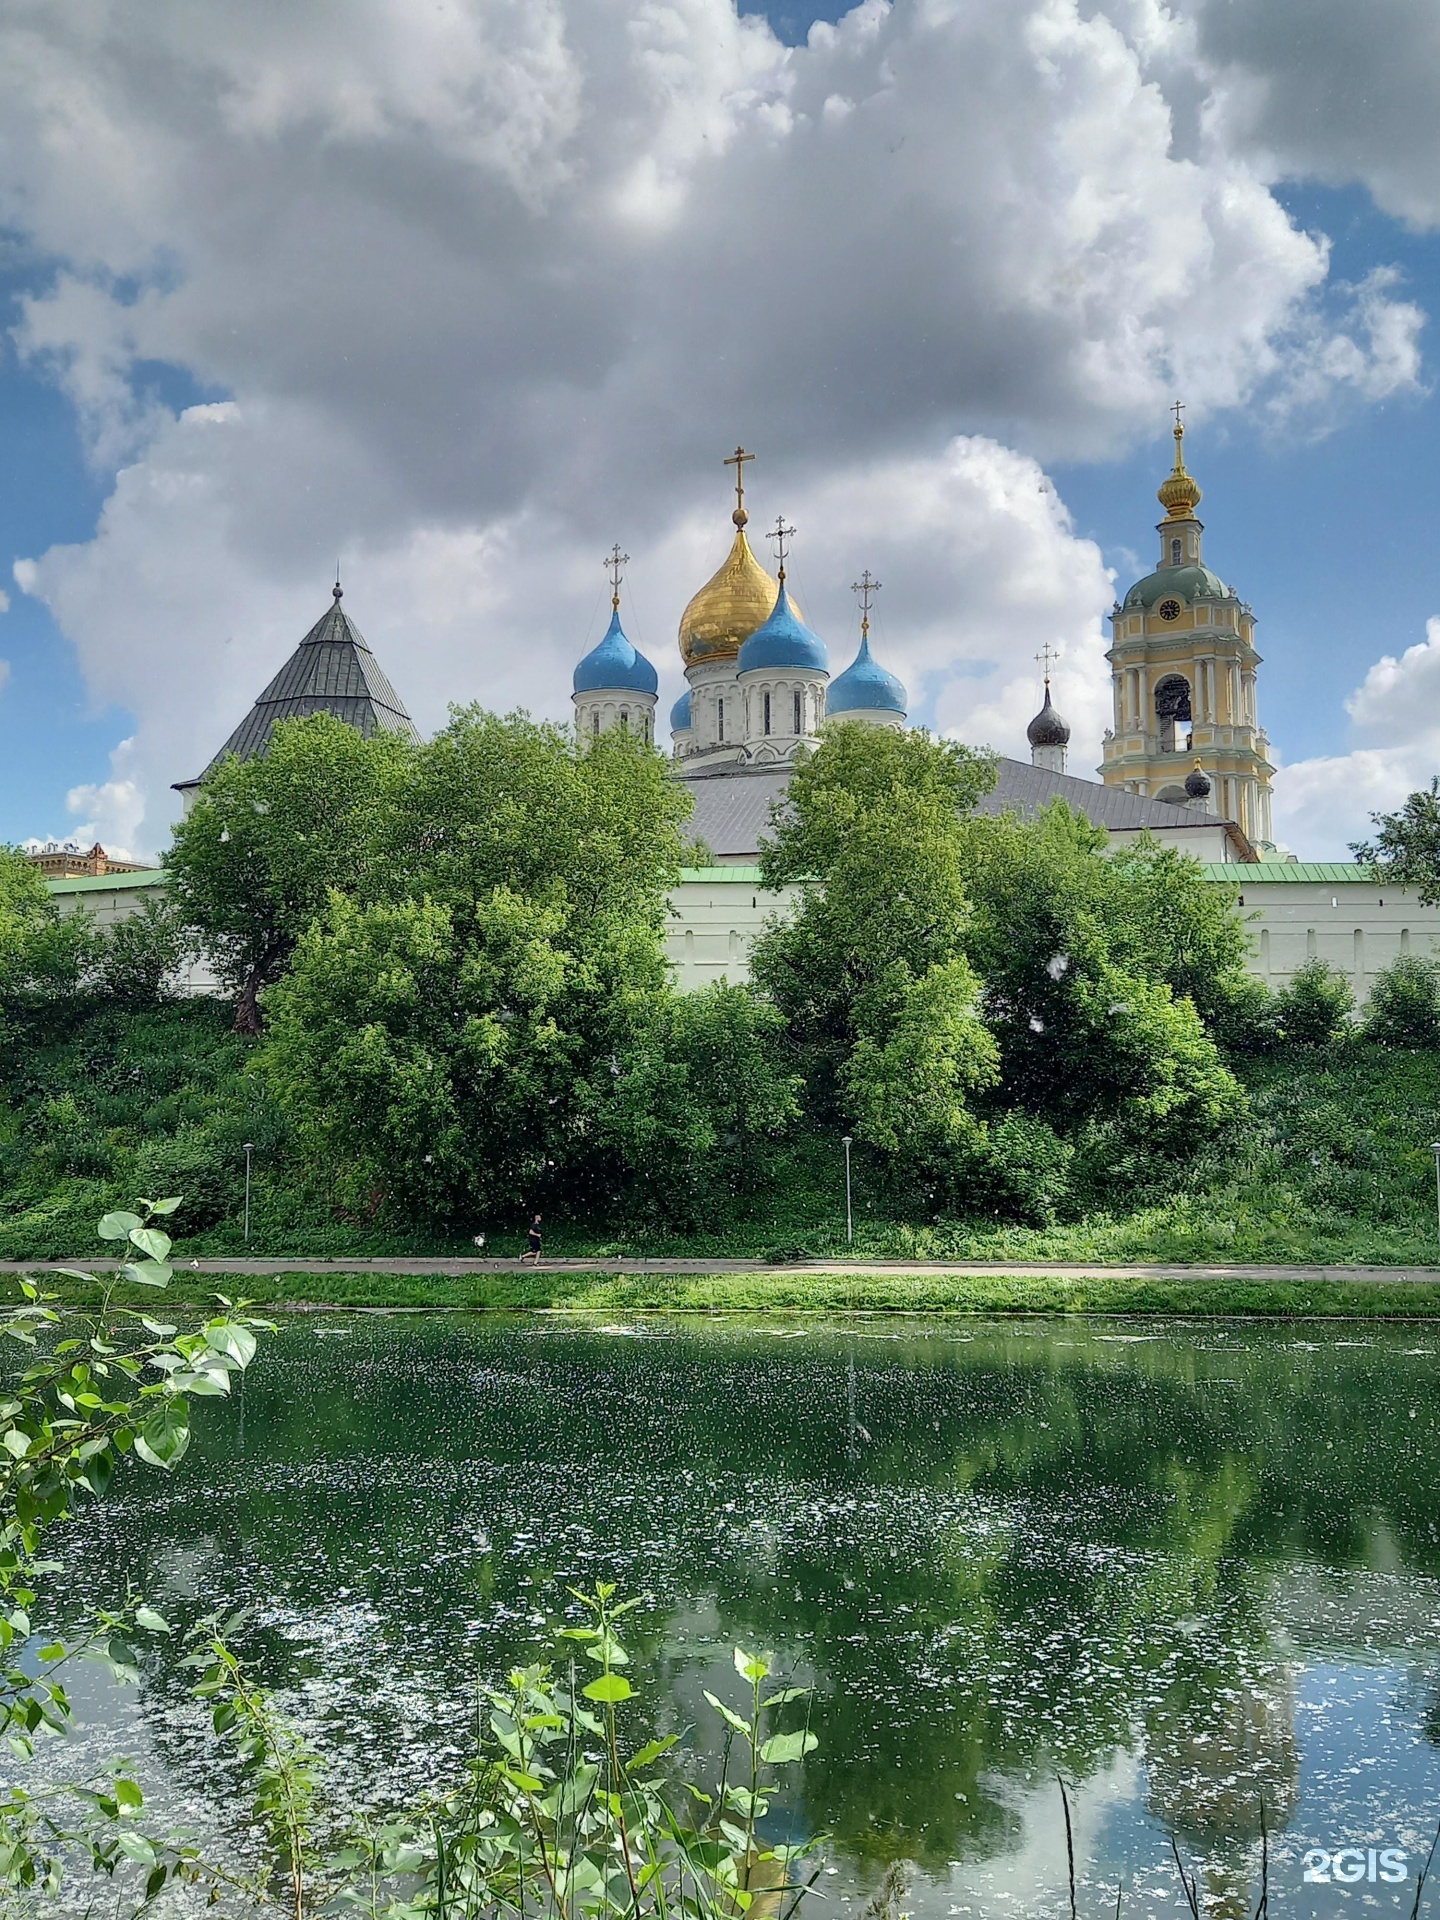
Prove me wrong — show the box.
[39,1314,1440,1917]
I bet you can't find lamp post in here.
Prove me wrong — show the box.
[243,1142,255,1246]
[1431,1142,1440,1251]
[842,1135,853,1246]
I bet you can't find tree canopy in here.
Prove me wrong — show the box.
[1352,776,1440,903]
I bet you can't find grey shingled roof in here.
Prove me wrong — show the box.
[681,755,1245,861]
[176,590,422,789]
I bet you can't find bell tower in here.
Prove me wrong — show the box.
[1100,408,1274,850]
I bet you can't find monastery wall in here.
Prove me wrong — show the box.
[49,864,1440,1008]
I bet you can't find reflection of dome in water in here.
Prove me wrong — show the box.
[678,526,780,667]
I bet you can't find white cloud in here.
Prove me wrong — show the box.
[63,736,145,860]
[1192,0,1440,231]
[1272,618,1440,857]
[0,0,1429,850]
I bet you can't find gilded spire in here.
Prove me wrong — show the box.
[1157,400,1202,519]
[677,448,779,666]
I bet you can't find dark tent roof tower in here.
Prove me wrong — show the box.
[174,584,422,796]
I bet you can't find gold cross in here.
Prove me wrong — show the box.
[851,569,880,637]
[1035,641,1059,683]
[1172,398,1185,431]
[768,515,796,581]
[604,543,628,610]
[724,446,754,526]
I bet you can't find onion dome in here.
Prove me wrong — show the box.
[678,526,778,667]
[827,635,906,716]
[573,606,658,696]
[1184,759,1212,800]
[737,582,828,675]
[1027,682,1071,748]
[670,688,692,732]
[1157,412,1202,520]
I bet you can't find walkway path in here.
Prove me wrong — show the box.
[6,1256,1440,1282]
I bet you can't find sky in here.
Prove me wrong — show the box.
[2,0,1440,860]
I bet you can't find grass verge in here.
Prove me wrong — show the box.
[26,1268,1440,1318]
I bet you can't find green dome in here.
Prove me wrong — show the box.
[1121,564,1232,611]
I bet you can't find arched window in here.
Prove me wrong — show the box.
[717,697,725,742]
[793,690,802,735]
[619,708,629,731]
[592,711,600,737]
[763,691,772,736]
[1170,537,1182,565]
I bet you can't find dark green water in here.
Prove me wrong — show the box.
[46,1315,1440,1916]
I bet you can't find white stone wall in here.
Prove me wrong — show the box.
[55,866,1440,1007]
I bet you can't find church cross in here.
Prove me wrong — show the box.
[768,515,796,582]
[851,569,880,637]
[724,445,755,526]
[1035,641,1059,685]
[605,543,629,610]
[1172,399,1185,431]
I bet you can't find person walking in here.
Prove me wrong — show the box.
[522,1214,543,1265]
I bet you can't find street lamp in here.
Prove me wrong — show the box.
[243,1142,255,1245]
[842,1135,853,1247]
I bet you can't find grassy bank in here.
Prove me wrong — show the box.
[7,999,1440,1269]
[26,1266,1440,1318]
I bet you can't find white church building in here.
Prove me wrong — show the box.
[42,427,1440,1005]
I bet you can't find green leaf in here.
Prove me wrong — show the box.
[134,1607,171,1635]
[98,1212,144,1242]
[2,1428,30,1459]
[127,1228,172,1264]
[734,1647,772,1683]
[114,1777,144,1809]
[762,1687,810,1708]
[758,1730,818,1765]
[114,1831,157,1866]
[118,1263,172,1290]
[582,1673,634,1703]
[703,1690,752,1738]
[133,1402,190,1471]
[147,1198,183,1216]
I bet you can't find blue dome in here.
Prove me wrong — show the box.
[670,688,692,732]
[736,584,828,675]
[573,607,658,696]
[827,635,906,716]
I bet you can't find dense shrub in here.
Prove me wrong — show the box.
[1273,959,1355,1046]
[1364,954,1440,1048]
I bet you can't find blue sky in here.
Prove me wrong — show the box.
[3,0,1440,859]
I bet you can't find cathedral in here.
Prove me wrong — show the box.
[59,414,1438,1009]
[173,416,1272,871]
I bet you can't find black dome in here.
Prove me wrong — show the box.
[1184,763,1212,799]
[1027,688,1071,748]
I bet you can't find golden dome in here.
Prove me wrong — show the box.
[678,524,779,666]
[1157,416,1202,519]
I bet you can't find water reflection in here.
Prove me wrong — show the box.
[43,1317,1440,1915]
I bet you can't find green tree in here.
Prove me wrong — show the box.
[1272,958,1355,1046]
[605,983,802,1223]
[165,714,412,1033]
[958,802,1244,1151]
[0,845,95,1023]
[94,894,190,1003]
[1363,952,1440,1047]
[753,726,997,1122]
[1352,777,1440,901]
[262,714,698,1219]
